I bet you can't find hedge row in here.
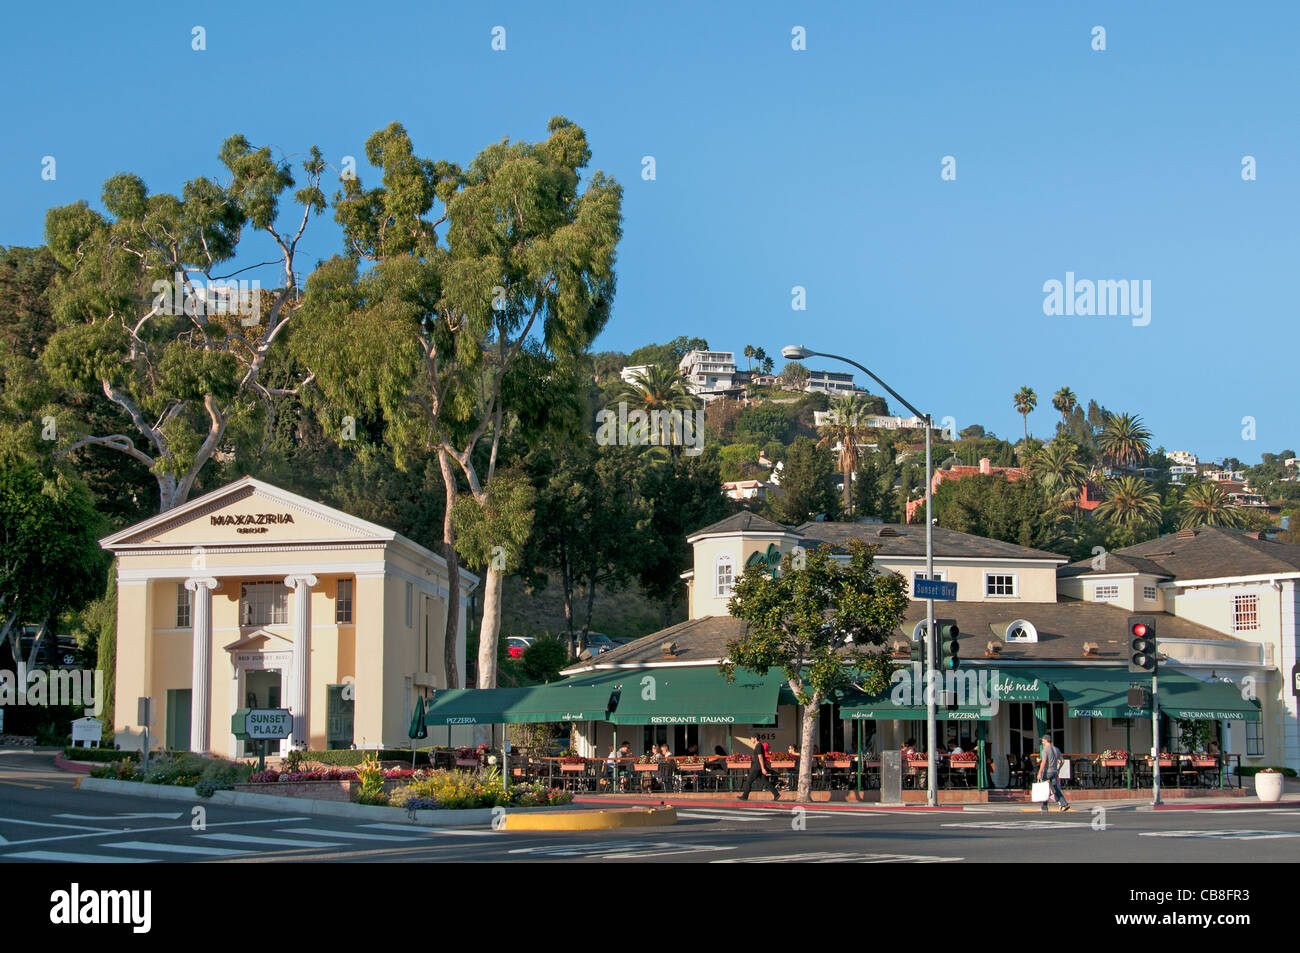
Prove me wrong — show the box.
[1236,766,1298,778]
[304,749,431,767]
[62,746,139,763]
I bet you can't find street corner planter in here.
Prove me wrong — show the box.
[234,780,358,802]
[1255,772,1284,802]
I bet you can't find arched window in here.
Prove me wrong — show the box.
[715,553,735,599]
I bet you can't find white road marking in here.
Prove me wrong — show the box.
[715,851,962,863]
[0,817,113,832]
[1139,829,1300,840]
[941,820,1091,830]
[509,841,733,859]
[55,812,184,821]
[277,828,414,842]
[107,840,251,856]
[4,850,154,863]
[0,815,312,849]
[199,832,345,848]
[362,823,495,836]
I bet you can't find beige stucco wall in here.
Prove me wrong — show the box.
[876,559,1059,604]
[106,482,473,758]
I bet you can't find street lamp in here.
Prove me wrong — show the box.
[782,344,940,807]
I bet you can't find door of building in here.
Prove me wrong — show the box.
[242,669,283,757]
[165,689,192,752]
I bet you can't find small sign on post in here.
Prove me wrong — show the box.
[913,578,958,601]
[231,708,292,772]
[71,717,102,749]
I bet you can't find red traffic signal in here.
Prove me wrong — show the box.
[1127,615,1157,673]
[1131,622,1148,638]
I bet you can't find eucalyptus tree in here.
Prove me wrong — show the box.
[40,137,326,512]
[295,118,621,689]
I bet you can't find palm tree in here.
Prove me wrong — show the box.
[1013,386,1037,440]
[1052,387,1077,428]
[1096,476,1163,529]
[1097,412,1152,471]
[610,365,700,449]
[1179,481,1245,529]
[817,394,870,517]
[1031,440,1087,494]
[743,344,756,371]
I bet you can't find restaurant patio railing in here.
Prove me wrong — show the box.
[426,748,1245,796]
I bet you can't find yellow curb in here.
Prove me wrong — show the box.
[501,806,677,831]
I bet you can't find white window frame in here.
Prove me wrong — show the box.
[176,583,192,629]
[1143,585,1158,602]
[984,573,1018,598]
[1232,594,1259,632]
[1093,584,1120,601]
[912,570,947,585]
[715,552,735,599]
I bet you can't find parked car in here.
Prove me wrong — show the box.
[581,632,616,655]
[507,636,535,659]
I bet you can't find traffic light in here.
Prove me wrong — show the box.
[1127,686,1151,709]
[909,628,924,664]
[936,619,961,670]
[1127,616,1158,674]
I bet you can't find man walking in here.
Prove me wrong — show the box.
[1036,734,1069,812]
[739,733,780,801]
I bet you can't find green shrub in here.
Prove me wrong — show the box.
[143,752,210,787]
[63,746,139,763]
[389,767,508,811]
[353,755,389,805]
[193,757,254,798]
[89,760,142,782]
[1238,766,1298,778]
[303,749,430,767]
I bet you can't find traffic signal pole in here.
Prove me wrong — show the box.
[1151,670,1161,806]
[925,415,937,807]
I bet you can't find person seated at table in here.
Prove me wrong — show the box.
[787,744,800,757]
[902,738,918,759]
[1208,741,1220,758]
[685,743,699,757]
[657,743,674,789]
[949,738,962,755]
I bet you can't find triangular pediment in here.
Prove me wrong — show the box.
[101,477,399,550]
[223,628,294,652]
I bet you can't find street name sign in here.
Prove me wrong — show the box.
[913,578,958,601]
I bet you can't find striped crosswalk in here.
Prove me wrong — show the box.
[0,818,463,862]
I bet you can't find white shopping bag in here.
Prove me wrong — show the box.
[1058,759,1071,780]
[1031,780,1051,802]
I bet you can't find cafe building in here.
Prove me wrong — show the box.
[101,476,478,759]
[424,514,1278,797]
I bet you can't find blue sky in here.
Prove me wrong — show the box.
[2,1,1296,462]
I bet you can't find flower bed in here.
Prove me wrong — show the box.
[388,768,574,811]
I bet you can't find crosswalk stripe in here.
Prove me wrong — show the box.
[277,828,413,842]
[677,811,769,821]
[361,823,495,836]
[715,851,961,863]
[107,841,251,857]
[1139,829,1300,840]
[198,833,345,848]
[4,850,155,863]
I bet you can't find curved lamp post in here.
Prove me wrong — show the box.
[782,345,939,807]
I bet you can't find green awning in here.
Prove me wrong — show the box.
[1158,673,1260,721]
[423,684,614,726]
[1050,669,1260,721]
[986,669,1058,702]
[587,668,783,725]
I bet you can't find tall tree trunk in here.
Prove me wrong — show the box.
[476,567,503,690]
[580,576,598,655]
[795,683,820,802]
[438,447,460,690]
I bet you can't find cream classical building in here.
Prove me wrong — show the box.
[101,477,478,759]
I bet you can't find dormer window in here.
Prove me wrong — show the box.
[715,553,735,599]
[1004,620,1038,643]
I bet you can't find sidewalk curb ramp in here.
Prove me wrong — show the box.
[501,806,677,831]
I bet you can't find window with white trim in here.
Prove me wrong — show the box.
[1143,585,1158,602]
[1232,594,1259,632]
[985,573,1018,597]
[336,578,353,624]
[176,583,192,628]
[1093,584,1120,601]
[715,553,735,599]
[912,570,947,586]
[239,581,288,626]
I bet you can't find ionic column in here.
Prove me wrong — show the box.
[185,577,220,755]
[284,575,318,749]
